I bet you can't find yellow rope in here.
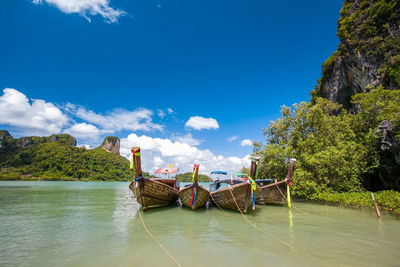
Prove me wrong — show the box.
[227,188,329,267]
[209,188,243,217]
[137,209,183,267]
[133,182,182,267]
[274,183,307,214]
[209,192,229,214]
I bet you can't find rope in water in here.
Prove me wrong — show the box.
[274,183,307,214]
[133,181,182,267]
[227,188,329,267]
[137,210,183,267]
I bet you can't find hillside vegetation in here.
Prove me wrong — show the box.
[0,132,136,181]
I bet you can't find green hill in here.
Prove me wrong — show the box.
[0,131,137,181]
[175,172,212,182]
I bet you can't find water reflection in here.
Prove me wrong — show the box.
[288,208,293,233]
[112,185,139,234]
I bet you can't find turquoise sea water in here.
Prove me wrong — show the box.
[0,181,399,267]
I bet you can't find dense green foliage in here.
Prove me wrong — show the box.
[175,172,212,182]
[257,98,368,197]
[338,0,400,87]
[255,89,399,198]
[352,86,400,137]
[311,190,400,215]
[0,134,137,181]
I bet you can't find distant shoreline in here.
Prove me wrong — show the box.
[0,176,131,182]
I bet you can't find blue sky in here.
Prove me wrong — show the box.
[0,0,342,173]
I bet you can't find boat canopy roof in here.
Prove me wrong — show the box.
[232,173,247,176]
[155,168,179,174]
[211,171,227,175]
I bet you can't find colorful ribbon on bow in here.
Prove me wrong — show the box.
[285,177,292,208]
[191,186,197,207]
[248,176,256,210]
[190,164,200,207]
[130,154,135,171]
[192,164,200,182]
[134,175,149,182]
[130,147,141,172]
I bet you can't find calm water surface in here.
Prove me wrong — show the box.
[0,181,399,267]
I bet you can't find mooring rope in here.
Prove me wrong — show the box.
[137,210,183,267]
[227,188,329,267]
[273,183,307,214]
[209,192,229,214]
[133,181,182,267]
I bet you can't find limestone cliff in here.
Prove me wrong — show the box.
[312,0,400,191]
[101,136,120,154]
[312,0,400,108]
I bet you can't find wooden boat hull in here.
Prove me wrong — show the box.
[259,180,287,205]
[129,179,179,209]
[210,182,252,213]
[179,184,210,210]
[255,183,263,204]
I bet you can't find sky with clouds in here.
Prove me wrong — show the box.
[0,0,341,174]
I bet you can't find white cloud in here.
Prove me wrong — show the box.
[0,88,163,143]
[0,88,69,135]
[120,133,249,174]
[157,109,166,118]
[240,139,253,146]
[228,135,239,142]
[65,104,163,133]
[78,144,91,149]
[173,133,201,146]
[167,108,174,114]
[64,122,108,140]
[185,116,219,130]
[32,0,125,23]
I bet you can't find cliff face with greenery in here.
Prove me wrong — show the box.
[0,131,135,181]
[255,0,400,199]
[312,0,399,107]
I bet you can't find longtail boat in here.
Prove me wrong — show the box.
[178,164,210,210]
[209,170,253,213]
[129,147,179,211]
[256,158,296,205]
